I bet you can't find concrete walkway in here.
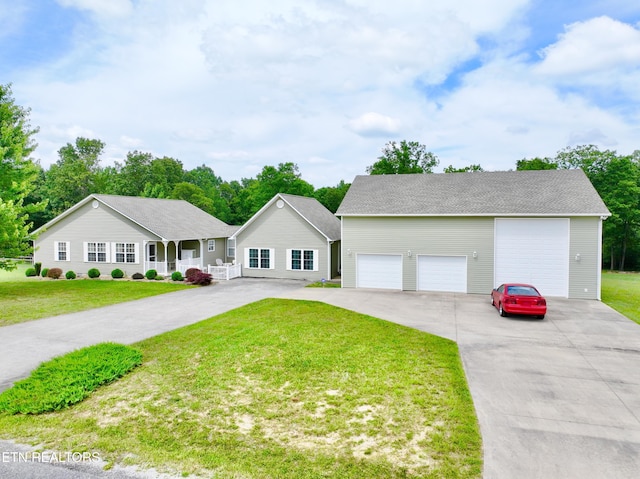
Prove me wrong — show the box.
[0,278,304,393]
[280,287,640,479]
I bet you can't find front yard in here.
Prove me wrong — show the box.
[0,299,482,479]
[602,271,640,325]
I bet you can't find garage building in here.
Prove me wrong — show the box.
[337,170,610,299]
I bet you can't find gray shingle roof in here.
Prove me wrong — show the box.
[93,194,237,240]
[336,170,610,216]
[279,194,341,241]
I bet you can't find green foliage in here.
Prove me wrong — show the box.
[111,268,125,279]
[41,268,49,278]
[46,268,63,279]
[65,270,76,280]
[24,267,36,277]
[171,271,183,281]
[313,180,350,213]
[366,140,439,175]
[132,272,144,280]
[516,157,558,170]
[87,268,100,278]
[0,343,142,414]
[145,269,157,280]
[443,164,484,173]
[34,262,42,276]
[0,84,45,270]
[155,274,164,280]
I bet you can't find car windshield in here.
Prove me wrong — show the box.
[507,286,539,296]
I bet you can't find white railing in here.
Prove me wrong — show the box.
[144,261,169,275]
[176,258,203,274]
[207,262,242,281]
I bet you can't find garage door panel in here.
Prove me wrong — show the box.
[495,219,569,297]
[356,254,402,290]
[418,255,467,293]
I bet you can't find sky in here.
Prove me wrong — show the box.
[2,0,640,187]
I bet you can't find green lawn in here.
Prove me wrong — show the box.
[602,271,640,325]
[0,280,192,327]
[0,299,482,479]
[0,263,31,282]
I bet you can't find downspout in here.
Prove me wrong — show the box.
[597,217,603,301]
[327,240,332,280]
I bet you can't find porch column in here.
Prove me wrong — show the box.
[199,239,205,270]
[162,240,169,274]
[143,240,148,272]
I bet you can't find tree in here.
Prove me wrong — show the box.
[443,164,484,173]
[44,137,105,215]
[366,140,439,175]
[112,150,154,196]
[314,180,350,213]
[0,84,44,270]
[516,157,558,170]
[171,182,215,213]
[246,162,314,214]
[143,156,184,198]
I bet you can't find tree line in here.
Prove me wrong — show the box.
[2,83,639,271]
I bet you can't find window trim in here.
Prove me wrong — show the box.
[208,239,216,252]
[227,238,236,258]
[112,242,140,264]
[54,241,71,262]
[83,242,110,263]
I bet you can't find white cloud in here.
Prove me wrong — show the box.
[347,112,402,137]
[56,0,133,17]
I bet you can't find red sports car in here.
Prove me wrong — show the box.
[491,283,547,319]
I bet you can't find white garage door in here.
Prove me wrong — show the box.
[495,219,569,297]
[418,255,467,292]
[356,254,402,290]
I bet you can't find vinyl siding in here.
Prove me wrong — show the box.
[34,200,157,276]
[235,200,329,281]
[568,217,602,299]
[341,217,494,293]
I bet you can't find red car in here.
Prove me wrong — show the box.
[491,283,546,319]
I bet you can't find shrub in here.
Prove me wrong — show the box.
[47,268,63,279]
[41,268,49,278]
[111,268,125,279]
[155,275,164,280]
[25,268,37,277]
[145,269,157,280]
[132,272,144,280]
[34,262,42,276]
[88,268,101,279]
[0,343,142,414]
[171,271,183,281]
[185,268,201,282]
[187,270,213,286]
[65,270,77,280]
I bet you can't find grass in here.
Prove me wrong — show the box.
[306,280,341,288]
[0,262,31,282]
[0,280,192,327]
[602,271,640,325]
[0,299,482,478]
[0,343,142,414]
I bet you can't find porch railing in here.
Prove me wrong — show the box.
[207,262,242,281]
[176,258,203,274]
[144,260,170,275]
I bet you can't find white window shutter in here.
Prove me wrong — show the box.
[111,243,117,263]
[105,243,111,263]
[83,242,89,262]
[54,241,59,261]
[286,249,292,270]
[134,243,140,264]
[269,248,275,269]
[244,248,250,267]
[313,250,319,271]
[66,242,70,261]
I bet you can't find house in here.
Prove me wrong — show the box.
[231,193,341,282]
[33,194,238,277]
[336,170,610,299]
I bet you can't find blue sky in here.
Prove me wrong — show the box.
[1,0,639,187]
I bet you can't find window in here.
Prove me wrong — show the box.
[54,241,70,262]
[114,243,138,263]
[227,238,236,258]
[246,248,273,269]
[287,249,318,271]
[85,242,108,262]
[208,239,216,252]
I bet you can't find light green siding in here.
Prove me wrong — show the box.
[236,200,332,281]
[569,217,602,299]
[341,217,494,293]
[34,200,157,276]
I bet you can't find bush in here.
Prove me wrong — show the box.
[185,268,201,282]
[88,268,101,279]
[25,267,37,277]
[111,268,125,279]
[131,272,144,280]
[187,270,213,286]
[34,262,42,276]
[65,270,77,280]
[145,269,157,280]
[41,268,49,278]
[171,271,183,281]
[0,343,143,414]
[47,268,63,279]
[155,275,164,280]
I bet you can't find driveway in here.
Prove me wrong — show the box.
[280,287,640,479]
[0,278,304,393]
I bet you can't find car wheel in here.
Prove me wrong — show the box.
[499,303,507,317]
[490,295,495,306]
[538,315,545,320]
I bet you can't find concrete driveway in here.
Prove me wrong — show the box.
[0,278,304,393]
[281,287,640,479]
